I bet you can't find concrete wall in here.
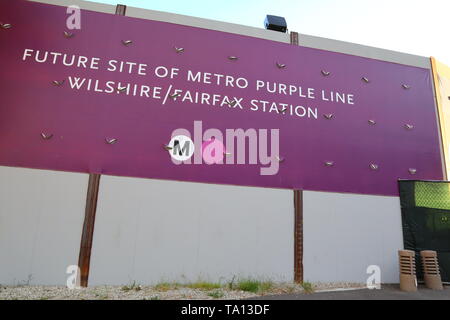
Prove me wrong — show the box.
[0,166,88,285]
[29,0,430,67]
[0,166,405,285]
[88,176,294,285]
[303,191,403,284]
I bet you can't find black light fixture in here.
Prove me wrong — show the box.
[264,15,287,33]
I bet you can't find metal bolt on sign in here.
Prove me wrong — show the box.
[278,107,287,114]
[52,80,65,86]
[41,133,53,140]
[398,250,418,292]
[163,144,173,151]
[63,31,74,38]
[275,156,285,163]
[0,23,12,29]
[169,93,181,100]
[105,138,117,145]
[225,99,237,107]
[420,250,443,290]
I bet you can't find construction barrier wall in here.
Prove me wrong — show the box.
[0,0,444,286]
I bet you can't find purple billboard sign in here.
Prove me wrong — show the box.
[0,0,444,196]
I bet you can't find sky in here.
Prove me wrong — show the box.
[91,0,450,64]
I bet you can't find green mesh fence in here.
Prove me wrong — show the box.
[399,180,450,282]
[415,181,450,210]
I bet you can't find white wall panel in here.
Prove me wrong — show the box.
[89,176,293,285]
[303,191,403,284]
[125,6,290,43]
[28,0,116,14]
[0,167,406,286]
[297,33,430,68]
[0,166,88,285]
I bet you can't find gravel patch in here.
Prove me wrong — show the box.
[0,286,256,300]
[0,283,365,300]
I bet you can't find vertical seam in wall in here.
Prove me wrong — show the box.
[28,183,46,285]
[130,205,141,283]
[430,57,448,180]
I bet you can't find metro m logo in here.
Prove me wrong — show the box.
[173,139,190,156]
[168,135,195,162]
